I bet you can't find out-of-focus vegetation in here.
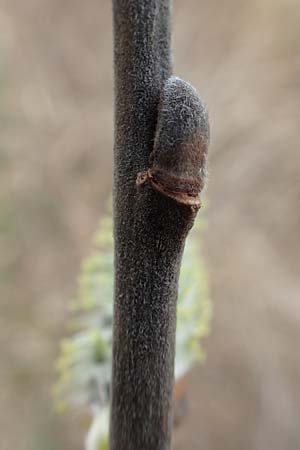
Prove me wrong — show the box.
[54,211,211,450]
[1,1,300,450]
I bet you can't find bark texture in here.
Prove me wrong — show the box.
[110,1,209,449]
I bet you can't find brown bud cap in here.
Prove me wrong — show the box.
[144,76,210,208]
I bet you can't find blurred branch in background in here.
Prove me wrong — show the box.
[54,209,211,450]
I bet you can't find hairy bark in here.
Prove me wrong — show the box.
[110,1,209,449]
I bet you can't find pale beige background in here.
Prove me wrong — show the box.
[0,1,299,449]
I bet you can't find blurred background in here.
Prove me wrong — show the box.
[0,0,299,449]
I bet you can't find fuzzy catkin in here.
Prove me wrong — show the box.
[138,76,209,207]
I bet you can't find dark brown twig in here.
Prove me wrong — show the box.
[110,2,209,449]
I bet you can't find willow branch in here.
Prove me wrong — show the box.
[110,2,209,449]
